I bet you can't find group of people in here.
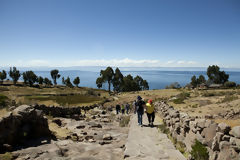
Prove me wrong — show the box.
[116,102,130,115]
[134,96,155,127]
[115,95,155,127]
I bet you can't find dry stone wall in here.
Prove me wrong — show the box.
[34,104,98,120]
[156,101,240,160]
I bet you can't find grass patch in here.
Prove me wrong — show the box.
[0,87,9,92]
[158,123,170,135]
[191,104,199,108]
[0,152,12,160]
[202,90,236,97]
[173,92,190,104]
[176,141,186,154]
[202,91,215,97]
[158,123,188,157]
[26,94,103,106]
[119,115,130,127]
[221,95,238,103]
[190,140,209,160]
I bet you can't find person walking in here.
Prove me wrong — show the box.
[126,103,130,114]
[135,96,145,126]
[121,103,125,115]
[116,104,121,114]
[146,99,155,127]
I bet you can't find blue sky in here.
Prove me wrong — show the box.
[0,0,240,68]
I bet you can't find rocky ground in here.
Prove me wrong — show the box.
[1,106,129,160]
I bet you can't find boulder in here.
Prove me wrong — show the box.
[103,134,112,140]
[217,147,239,160]
[196,119,206,129]
[0,105,51,153]
[222,135,230,142]
[212,132,224,151]
[88,122,102,128]
[230,137,240,146]
[230,126,240,138]
[219,141,230,151]
[201,123,218,147]
[217,123,231,134]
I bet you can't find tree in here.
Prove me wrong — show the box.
[142,80,149,90]
[64,76,73,88]
[43,78,52,86]
[50,69,61,85]
[191,75,198,88]
[62,77,65,85]
[73,76,80,87]
[22,71,38,87]
[96,77,103,89]
[97,67,114,93]
[191,75,206,88]
[113,68,123,92]
[207,65,229,84]
[96,67,149,92]
[38,76,44,85]
[134,75,143,91]
[197,75,206,84]
[122,74,136,92]
[9,67,21,85]
[0,70,7,84]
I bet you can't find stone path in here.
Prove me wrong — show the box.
[124,114,186,160]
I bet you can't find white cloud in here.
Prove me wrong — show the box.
[28,60,50,66]
[6,58,200,68]
[177,61,185,64]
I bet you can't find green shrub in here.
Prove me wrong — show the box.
[224,81,236,88]
[190,140,209,160]
[0,94,9,107]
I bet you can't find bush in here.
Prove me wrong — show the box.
[224,81,236,88]
[0,94,9,107]
[190,140,209,160]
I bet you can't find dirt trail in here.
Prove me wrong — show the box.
[124,114,186,160]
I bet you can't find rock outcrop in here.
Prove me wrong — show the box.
[156,101,240,160]
[0,105,51,153]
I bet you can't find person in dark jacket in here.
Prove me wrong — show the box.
[116,104,121,114]
[135,96,145,126]
[126,103,130,114]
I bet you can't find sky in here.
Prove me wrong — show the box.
[0,0,240,68]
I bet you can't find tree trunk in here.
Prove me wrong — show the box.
[108,81,111,94]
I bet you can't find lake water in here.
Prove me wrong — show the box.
[18,70,240,90]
